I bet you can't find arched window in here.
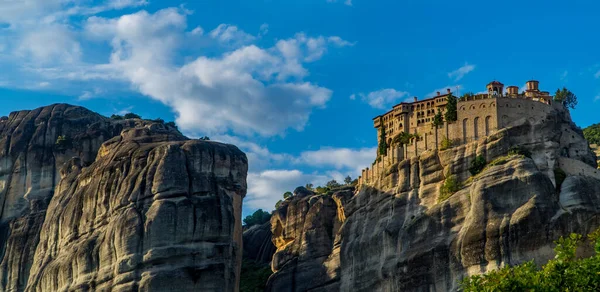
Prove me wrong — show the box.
[474,117,480,140]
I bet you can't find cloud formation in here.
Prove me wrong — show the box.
[448,63,475,81]
[353,88,410,109]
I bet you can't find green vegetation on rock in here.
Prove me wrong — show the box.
[583,123,600,145]
[445,94,458,123]
[243,209,271,227]
[240,259,273,292]
[554,87,578,109]
[439,174,461,203]
[469,155,487,176]
[462,228,600,291]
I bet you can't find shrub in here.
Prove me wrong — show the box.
[123,113,141,119]
[469,155,487,176]
[440,136,453,150]
[554,168,567,192]
[110,114,124,120]
[200,136,210,141]
[508,146,532,158]
[275,200,283,209]
[283,192,293,199]
[240,259,272,292]
[152,118,165,124]
[488,156,509,167]
[439,174,461,203]
[55,135,72,149]
[462,228,600,291]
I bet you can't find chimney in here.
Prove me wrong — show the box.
[413,96,418,102]
[447,88,451,94]
[436,91,440,96]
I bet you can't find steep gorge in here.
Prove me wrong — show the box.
[266,103,600,291]
[0,104,248,292]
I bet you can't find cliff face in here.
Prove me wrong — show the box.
[243,222,276,265]
[267,103,600,291]
[0,104,248,292]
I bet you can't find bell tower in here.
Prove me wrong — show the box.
[486,81,504,96]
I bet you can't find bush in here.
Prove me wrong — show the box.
[240,259,272,292]
[462,228,600,291]
[55,135,72,149]
[199,136,210,141]
[283,191,293,199]
[554,168,567,192]
[469,155,487,176]
[110,114,124,120]
[165,121,177,129]
[152,118,165,124]
[439,174,461,203]
[243,209,271,227]
[508,146,532,158]
[440,136,453,150]
[123,113,141,119]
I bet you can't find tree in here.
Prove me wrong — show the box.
[165,121,178,130]
[326,180,340,188]
[200,136,210,141]
[444,94,458,123]
[344,175,352,185]
[305,183,313,190]
[123,112,141,119]
[110,114,124,120]
[275,200,283,209]
[55,135,72,149]
[283,191,293,199]
[584,123,600,145]
[432,109,444,149]
[469,155,487,176]
[242,209,271,227]
[462,228,600,291]
[554,87,578,109]
[378,126,387,157]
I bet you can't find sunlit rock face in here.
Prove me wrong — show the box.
[266,104,600,292]
[0,104,248,292]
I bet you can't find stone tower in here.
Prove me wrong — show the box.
[486,81,504,96]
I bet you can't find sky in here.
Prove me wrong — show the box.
[0,0,599,217]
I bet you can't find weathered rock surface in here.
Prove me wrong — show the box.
[267,102,600,291]
[243,222,276,265]
[0,104,248,292]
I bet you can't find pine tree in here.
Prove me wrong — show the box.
[445,94,457,123]
[378,126,387,157]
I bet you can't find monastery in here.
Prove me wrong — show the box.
[358,80,557,185]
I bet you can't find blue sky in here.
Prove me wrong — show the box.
[0,0,599,216]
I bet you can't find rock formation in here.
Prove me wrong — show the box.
[267,102,600,291]
[0,104,248,292]
[243,222,276,265]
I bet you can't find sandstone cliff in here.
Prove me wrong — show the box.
[267,102,600,291]
[0,104,248,292]
[243,222,276,265]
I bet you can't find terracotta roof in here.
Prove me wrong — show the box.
[487,80,504,86]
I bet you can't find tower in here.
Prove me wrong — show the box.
[486,81,504,96]
[525,80,540,98]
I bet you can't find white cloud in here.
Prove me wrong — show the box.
[594,70,600,79]
[209,24,256,47]
[247,170,330,210]
[355,88,410,109]
[80,9,352,137]
[296,147,376,174]
[447,63,475,81]
[326,0,353,6]
[595,95,600,102]
[560,70,568,81]
[190,26,204,36]
[16,24,82,64]
[349,94,356,100]
[259,23,269,36]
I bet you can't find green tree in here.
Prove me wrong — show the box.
[242,209,271,227]
[240,259,272,292]
[305,183,313,190]
[344,175,352,185]
[165,121,178,130]
[110,114,124,120]
[275,200,283,209]
[200,136,210,141]
[444,94,458,123]
[438,174,461,203]
[432,109,444,149]
[469,155,487,176]
[378,126,388,156]
[326,180,340,188]
[554,87,578,109]
[583,123,600,145]
[462,228,600,291]
[283,191,293,199]
[55,135,72,149]
[123,112,141,119]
